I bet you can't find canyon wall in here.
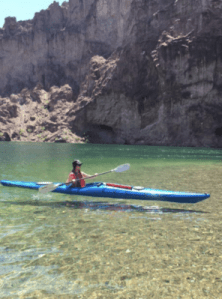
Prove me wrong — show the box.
[1,0,222,147]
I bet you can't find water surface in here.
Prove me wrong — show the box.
[0,142,221,298]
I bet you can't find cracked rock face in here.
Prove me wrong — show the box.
[0,84,85,143]
[1,0,222,147]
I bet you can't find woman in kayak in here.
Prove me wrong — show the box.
[66,160,98,188]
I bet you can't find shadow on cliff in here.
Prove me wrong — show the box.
[0,200,207,214]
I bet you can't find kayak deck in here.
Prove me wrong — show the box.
[0,180,210,204]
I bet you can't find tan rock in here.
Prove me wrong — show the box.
[30,86,47,103]
[0,83,83,143]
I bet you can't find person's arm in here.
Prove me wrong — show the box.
[66,177,70,183]
[82,172,98,179]
[66,173,76,185]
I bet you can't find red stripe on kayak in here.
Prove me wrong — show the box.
[106,183,132,190]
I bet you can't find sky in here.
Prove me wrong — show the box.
[0,0,64,28]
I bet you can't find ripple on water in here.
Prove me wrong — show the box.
[0,265,86,298]
[0,143,222,297]
[0,246,81,297]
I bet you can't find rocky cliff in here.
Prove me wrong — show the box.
[1,0,222,147]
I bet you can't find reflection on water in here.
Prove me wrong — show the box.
[1,200,207,214]
[64,201,208,214]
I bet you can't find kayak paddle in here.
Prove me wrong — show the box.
[38,163,130,194]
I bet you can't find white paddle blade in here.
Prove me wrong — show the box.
[114,163,130,173]
[39,183,60,194]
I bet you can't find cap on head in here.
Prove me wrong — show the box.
[72,160,82,169]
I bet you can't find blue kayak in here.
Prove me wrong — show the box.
[0,180,210,204]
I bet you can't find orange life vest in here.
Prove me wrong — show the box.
[68,171,85,188]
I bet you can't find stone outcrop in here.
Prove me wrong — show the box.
[0,84,84,143]
[1,0,222,147]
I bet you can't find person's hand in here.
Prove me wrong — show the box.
[72,179,76,183]
[91,173,98,178]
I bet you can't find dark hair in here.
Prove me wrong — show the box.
[72,160,82,171]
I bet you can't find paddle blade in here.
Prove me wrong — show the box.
[39,183,60,194]
[114,163,130,173]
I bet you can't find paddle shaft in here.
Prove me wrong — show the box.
[39,163,130,193]
[70,169,113,183]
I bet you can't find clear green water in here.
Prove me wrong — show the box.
[0,142,222,298]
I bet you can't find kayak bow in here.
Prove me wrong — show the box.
[0,180,210,204]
